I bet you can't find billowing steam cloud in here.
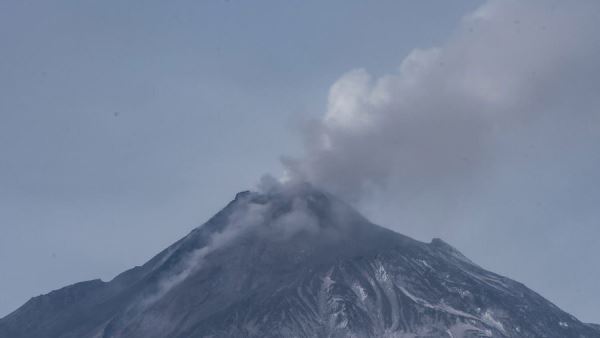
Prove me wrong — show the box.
[283,0,600,202]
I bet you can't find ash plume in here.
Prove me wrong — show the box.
[282,0,600,203]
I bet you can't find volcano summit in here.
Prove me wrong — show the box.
[1,184,598,337]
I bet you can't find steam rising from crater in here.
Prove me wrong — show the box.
[282,0,600,202]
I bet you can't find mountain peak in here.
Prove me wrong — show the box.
[233,190,252,200]
[2,186,599,338]
[221,183,365,238]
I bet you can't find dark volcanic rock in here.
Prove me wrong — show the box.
[1,185,598,337]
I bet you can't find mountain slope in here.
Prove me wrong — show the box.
[1,185,598,338]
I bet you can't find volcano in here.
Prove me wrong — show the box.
[1,184,598,337]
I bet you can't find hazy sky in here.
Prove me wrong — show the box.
[1,0,599,323]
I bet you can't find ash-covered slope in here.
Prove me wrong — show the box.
[1,184,598,338]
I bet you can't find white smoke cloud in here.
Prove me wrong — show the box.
[283,0,600,202]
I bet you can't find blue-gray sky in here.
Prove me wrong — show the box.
[1,0,599,323]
